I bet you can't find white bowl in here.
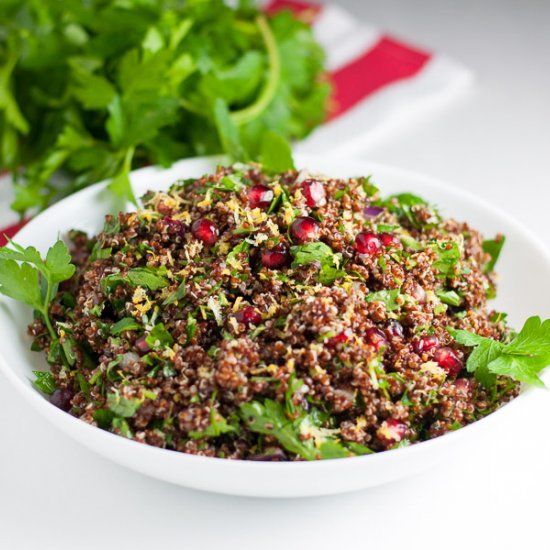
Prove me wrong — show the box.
[1,155,549,498]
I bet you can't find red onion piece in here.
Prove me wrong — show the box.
[363,206,384,219]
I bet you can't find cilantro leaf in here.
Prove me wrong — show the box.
[449,316,550,387]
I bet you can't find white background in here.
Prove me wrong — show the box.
[1,1,549,548]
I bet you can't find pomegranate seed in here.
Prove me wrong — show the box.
[191,218,219,246]
[327,328,352,347]
[50,388,73,411]
[377,418,407,447]
[379,232,401,248]
[366,327,387,351]
[290,216,320,243]
[300,179,326,208]
[434,347,463,377]
[235,305,262,327]
[248,185,274,209]
[386,321,404,339]
[135,335,151,355]
[413,335,439,354]
[354,232,381,255]
[163,216,185,235]
[261,244,289,269]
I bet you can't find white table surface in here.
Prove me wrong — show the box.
[1,1,549,548]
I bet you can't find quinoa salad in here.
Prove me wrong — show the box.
[21,164,529,460]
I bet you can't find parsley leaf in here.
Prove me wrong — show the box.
[449,316,550,387]
[366,289,401,311]
[146,323,174,350]
[0,239,76,364]
[260,130,295,173]
[482,235,506,273]
[240,399,318,460]
[101,267,169,294]
[107,391,142,418]
[32,370,57,395]
[189,404,238,440]
[111,317,141,336]
[436,289,462,307]
[290,242,345,285]
[162,280,186,306]
[377,193,434,229]
[240,397,364,460]
[431,241,461,278]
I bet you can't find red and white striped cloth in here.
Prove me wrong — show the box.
[0,0,471,245]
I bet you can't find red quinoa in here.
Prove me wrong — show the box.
[31,165,519,460]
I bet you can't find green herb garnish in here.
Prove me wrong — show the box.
[449,316,550,387]
[111,317,141,336]
[32,370,57,395]
[436,289,462,307]
[431,241,461,278]
[0,239,76,362]
[366,289,402,311]
[101,267,169,295]
[240,399,340,460]
[107,391,142,418]
[290,242,345,285]
[146,323,174,350]
[482,235,506,273]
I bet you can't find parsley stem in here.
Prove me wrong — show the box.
[231,15,280,126]
[41,279,69,369]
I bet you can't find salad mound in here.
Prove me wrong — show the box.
[23,165,526,459]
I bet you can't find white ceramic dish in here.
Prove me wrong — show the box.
[1,155,549,498]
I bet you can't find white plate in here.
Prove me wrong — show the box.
[0,155,549,498]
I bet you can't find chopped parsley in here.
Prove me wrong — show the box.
[290,242,345,285]
[32,370,57,395]
[146,323,174,350]
[366,289,402,311]
[482,235,506,273]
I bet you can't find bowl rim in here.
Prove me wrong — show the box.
[1,153,549,471]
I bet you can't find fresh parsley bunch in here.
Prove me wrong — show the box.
[0,0,329,213]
